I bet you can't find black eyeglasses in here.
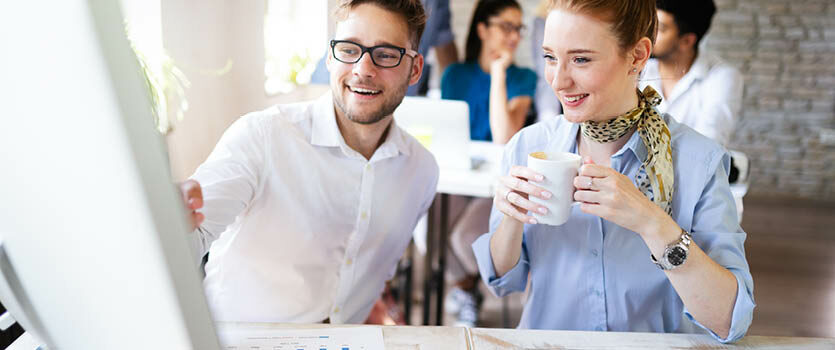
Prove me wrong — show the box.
[330,40,418,68]
[488,21,526,35]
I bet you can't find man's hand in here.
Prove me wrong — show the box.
[179,179,205,231]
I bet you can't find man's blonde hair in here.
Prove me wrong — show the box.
[334,0,427,50]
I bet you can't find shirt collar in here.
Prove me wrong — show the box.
[311,92,343,148]
[616,126,648,164]
[373,119,411,160]
[310,92,410,160]
[672,53,716,95]
[686,52,712,81]
[552,120,580,153]
[551,118,648,166]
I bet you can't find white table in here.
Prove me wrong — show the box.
[436,141,504,198]
[469,327,835,349]
[11,323,835,349]
[217,322,470,350]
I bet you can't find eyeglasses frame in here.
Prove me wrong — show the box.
[487,20,526,35]
[329,39,419,68]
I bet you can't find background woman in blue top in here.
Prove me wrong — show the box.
[440,0,537,327]
[442,0,537,143]
[473,0,754,343]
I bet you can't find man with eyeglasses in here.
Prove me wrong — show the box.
[310,0,458,96]
[179,0,438,325]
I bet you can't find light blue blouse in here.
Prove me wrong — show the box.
[472,114,755,343]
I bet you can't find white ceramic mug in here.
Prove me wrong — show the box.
[527,151,582,226]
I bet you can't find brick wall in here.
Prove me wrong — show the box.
[705,0,835,199]
[447,0,835,200]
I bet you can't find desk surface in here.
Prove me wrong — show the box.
[10,323,835,349]
[437,141,503,198]
[218,322,470,350]
[469,327,835,349]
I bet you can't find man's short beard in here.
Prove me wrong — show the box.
[651,47,675,61]
[333,74,410,125]
[651,37,682,61]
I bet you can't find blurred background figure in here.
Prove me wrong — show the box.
[442,0,536,144]
[439,0,536,328]
[640,0,742,148]
[411,0,459,95]
[530,0,562,122]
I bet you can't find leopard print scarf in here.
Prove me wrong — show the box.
[580,86,673,214]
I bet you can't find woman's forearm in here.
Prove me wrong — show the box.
[644,219,737,339]
[489,68,514,144]
[489,215,525,277]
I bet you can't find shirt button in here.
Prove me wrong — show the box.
[365,164,372,171]
[333,307,340,313]
[591,249,599,257]
[361,211,368,219]
[345,258,352,266]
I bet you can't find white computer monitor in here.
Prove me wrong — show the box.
[0,1,221,349]
[393,97,473,169]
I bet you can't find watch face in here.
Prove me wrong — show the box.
[668,246,687,266]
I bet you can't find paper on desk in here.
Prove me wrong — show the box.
[218,326,385,350]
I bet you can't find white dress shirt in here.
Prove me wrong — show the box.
[190,93,439,324]
[640,53,743,146]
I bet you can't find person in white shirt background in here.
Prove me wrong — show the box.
[639,0,743,148]
[178,0,439,324]
[530,0,562,123]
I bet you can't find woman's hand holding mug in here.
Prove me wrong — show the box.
[496,152,588,226]
[494,165,552,225]
[573,159,677,239]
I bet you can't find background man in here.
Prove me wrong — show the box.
[640,0,743,147]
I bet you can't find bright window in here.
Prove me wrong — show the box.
[264,0,328,94]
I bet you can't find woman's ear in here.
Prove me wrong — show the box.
[630,37,653,72]
[477,22,489,41]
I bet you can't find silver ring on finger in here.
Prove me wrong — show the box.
[505,190,514,203]
[587,177,594,190]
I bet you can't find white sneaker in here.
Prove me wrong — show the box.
[444,287,466,314]
[455,303,478,328]
[447,288,479,328]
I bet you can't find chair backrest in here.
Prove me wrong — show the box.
[727,150,749,224]
[728,150,750,185]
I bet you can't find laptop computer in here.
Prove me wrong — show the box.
[394,96,479,170]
